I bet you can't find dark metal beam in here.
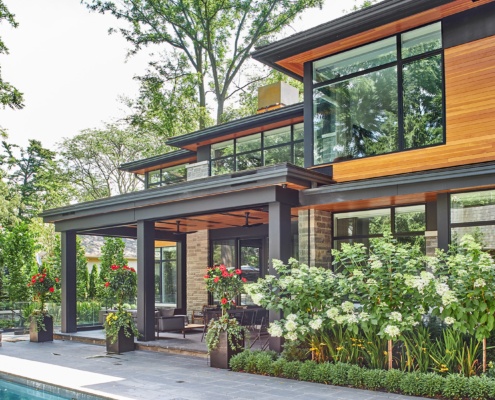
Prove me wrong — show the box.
[137,221,156,341]
[437,193,450,252]
[61,231,77,333]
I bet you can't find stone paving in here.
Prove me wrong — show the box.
[0,333,428,400]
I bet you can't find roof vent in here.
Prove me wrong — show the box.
[257,82,299,114]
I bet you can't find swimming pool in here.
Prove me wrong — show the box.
[0,376,106,400]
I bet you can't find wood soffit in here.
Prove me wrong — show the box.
[275,0,494,78]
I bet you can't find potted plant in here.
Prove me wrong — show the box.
[27,269,59,342]
[204,264,247,368]
[103,264,139,353]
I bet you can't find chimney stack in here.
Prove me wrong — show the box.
[257,82,299,114]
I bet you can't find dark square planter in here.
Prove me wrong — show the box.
[30,315,53,343]
[210,330,245,369]
[106,328,135,354]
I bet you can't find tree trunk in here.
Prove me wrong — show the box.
[388,339,393,370]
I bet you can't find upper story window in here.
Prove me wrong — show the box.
[210,123,304,176]
[146,164,188,188]
[312,22,443,165]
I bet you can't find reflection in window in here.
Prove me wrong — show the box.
[146,164,188,188]
[155,246,177,305]
[451,190,495,254]
[313,23,443,165]
[210,123,304,175]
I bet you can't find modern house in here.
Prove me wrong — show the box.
[42,0,495,349]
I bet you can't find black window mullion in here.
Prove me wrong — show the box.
[261,132,265,166]
[397,37,405,151]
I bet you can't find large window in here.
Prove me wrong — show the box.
[313,22,443,164]
[155,246,177,305]
[146,164,188,188]
[451,190,495,254]
[210,123,304,176]
[333,205,426,255]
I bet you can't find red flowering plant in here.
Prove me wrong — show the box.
[27,269,60,331]
[103,265,139,344]
[204,265,247,353]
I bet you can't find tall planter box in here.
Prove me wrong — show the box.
[30,315,53,343]
[209,331,244,369]
[106,328,135,354]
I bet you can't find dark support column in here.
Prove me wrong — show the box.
[437,193,450,252]
[268,201,292,353]
[137,220,155,341]
[61,231,77,333]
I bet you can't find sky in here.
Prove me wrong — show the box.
[0,0,353,150]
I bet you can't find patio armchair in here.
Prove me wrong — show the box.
[156,308,186,334]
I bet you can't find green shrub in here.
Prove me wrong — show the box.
[244,351,261,373]
[347,365,364,388]
[255,352,276,375]
[466,376,494,400]
[420,373,445,397]
[282,360,301,380]
[328,362,351,386]
[281,341,309,361]
[399,371,423,396]
[384,369,404,393]
[362,368,386,390]
[443,374,469,399]
[312,362,334,384]
[298,360,317,381]
[229,350,250,371]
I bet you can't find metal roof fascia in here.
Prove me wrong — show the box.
[119,149,195,173]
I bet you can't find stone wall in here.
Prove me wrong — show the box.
[186,230,209,319]
[298,209,332,268]
[425,231,438,257]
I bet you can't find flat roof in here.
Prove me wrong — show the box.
[120,149,196,174]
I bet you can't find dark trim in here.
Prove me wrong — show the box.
[120,150,196,173]
[426,201,437,231]
[303,61,314,168]
[443,1,495,48]
[301,162,495,207]
[167,103,304,148]
[61,231,77,333]
[437,193,450,251]
[252,0,454,77]
[451,220,495,228]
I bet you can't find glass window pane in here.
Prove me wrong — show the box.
[211,157,234,176]
[212,240,236,268]
[237,134,261,153]
[395,205,426,233]
[451,190,495,223]
[313,37,397,83]
[211,140,234,159]
[402,22,442,59]
[237,151,262,171]
[293,123,304,140]
[148,170,161,185]
[314,66,398,164]
[334,209,391,237]
[403,54,443,149]
[161,164,187,185]
[264,145,291,166]
[452,226,495,256]
[293,142,304,167]
[264,127,291,147]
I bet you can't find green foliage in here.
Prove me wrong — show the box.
[76,301,102,325]
[443,374,469,399]
[298,360,318,381]
[0,0,23,109]
[99,237,127,300]
[76,236,88,301]
[88,265,98,299]
[362,368,387,390]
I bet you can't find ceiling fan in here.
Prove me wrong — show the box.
[242,212,264,228]
[172,220,198,235]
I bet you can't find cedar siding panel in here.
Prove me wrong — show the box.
[313,35,495,183]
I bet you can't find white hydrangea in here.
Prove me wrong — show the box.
[474,278,486,288]
[346,314,359,324]
[309,317,323,330]
[384,325,401,339]
[441,291,458,307]
[366,278,378,286]
[417,305,425,315]
[251,293,264,306]
[268,322,283,337]
[334,315,347,325]
[341,301,355,313]
[286,314,297,321]
[370,260,383,269]
[352,270,364,278]
[326,307,340,319]
[444,317,456,325]
[285,332,298,341]
[285,319,298,332]
[457,269,468,277]
[264,275,276,283]
[272,259,285,270]
[435,282,450,296]
[389,312,402,322]
[358,312,370,322]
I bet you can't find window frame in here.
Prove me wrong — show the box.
[310,22,446,166]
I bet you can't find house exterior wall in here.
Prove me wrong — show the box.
[298,209,332,268]
[310,34,495,183]
[186,230,209,318]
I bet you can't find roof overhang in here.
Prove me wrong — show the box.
[120,149,197,175]
[252,0,493,79]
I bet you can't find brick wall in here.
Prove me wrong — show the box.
[298,209,332,268]
[186,230,209,319]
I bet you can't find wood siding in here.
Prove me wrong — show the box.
[312,35,495,183]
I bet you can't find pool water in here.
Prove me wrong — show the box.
[0,379,72,399]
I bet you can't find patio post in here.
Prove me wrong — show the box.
[137,220,156,341]
[268,200,292,353]
[61,230,77,333]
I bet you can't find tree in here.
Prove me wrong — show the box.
[88,265,98,299]
[98,237,128,307]
[0,1,23,109]
[85,0,323,129]
[59,123,168,201]
[76,236,89,301]
[1,139,72,220]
